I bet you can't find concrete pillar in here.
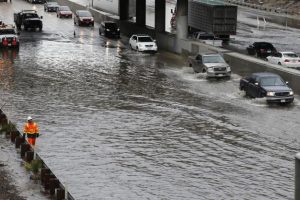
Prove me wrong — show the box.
[136,0,146,26]
[56,188,65,200]
[176,0,188,39]
[49,178,60,196]
[119,0,129,20]
[295,153,300,199]
[155,0,166,32]
[20,143,30,158]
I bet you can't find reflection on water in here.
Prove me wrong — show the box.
[0,4,299,199]
[0,49,19,91]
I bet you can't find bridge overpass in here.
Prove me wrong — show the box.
[118,0,188,39]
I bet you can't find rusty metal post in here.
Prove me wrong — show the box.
[15,136,22,148]
[20,143,30,158]
[44,174,56,190]
[295,153,300,199]
[25,151,34,163]
[56,188,65,200]
[10,131,17,143]
[41,168,51,184]
[49,178,60,196]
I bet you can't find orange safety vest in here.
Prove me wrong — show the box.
[23,122,39,135]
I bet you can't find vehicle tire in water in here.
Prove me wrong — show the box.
[278,62,282,65]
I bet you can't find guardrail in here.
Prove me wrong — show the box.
[0,109,75,200]
[224,0,294,15]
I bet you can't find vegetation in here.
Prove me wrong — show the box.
[25,159,43,174]
[0,122,16,134]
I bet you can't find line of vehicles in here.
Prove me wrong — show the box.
[246,42,300,68]
[0,0,295,104]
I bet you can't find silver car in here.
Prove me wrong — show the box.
[188,53,231,78]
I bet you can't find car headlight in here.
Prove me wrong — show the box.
[227,66,231,72]
[267,92,275,96]
[289,91,294,95]
[79,17,83,21]
[106,29,110,31]
[117,28,120,31]
[91,18,94,21]
[207,68,214,73]
[138,44,143,48]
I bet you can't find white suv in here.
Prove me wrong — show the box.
[0,23,19,49]
[129,34,157,53]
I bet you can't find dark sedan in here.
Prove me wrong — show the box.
[44,2,59,12]
[246,42,277,58]
[240,72,294,104]
[99,21,120,38]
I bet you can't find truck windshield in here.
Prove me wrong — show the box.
[0,29,15,35]
[203,55,225,63]
[259,77,285,86]
[23,13,39,18]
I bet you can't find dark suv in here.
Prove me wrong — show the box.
[99,21,120,38]
[246,42,277,58]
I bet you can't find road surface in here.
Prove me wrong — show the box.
[0,1,299,199]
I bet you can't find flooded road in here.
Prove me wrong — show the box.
[1,0,300,199]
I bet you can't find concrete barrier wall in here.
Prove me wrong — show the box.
[224,52,300,93]
[0,110,75,200]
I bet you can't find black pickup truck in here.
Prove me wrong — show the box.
[14,10,43,31]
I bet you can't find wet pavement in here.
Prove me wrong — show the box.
[0,0,300,199]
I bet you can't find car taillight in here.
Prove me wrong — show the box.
[12,38,17,46]
[2,38,8,46]
[284,59,290,62]
[260,49,266,53]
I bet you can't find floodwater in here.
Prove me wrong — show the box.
[0,0,300,199]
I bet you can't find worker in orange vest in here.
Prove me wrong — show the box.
[23,116,39,146]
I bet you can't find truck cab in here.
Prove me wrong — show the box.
[14,10,43,31]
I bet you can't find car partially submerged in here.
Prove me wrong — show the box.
[247,42,277,58]
[240,72,294,104]
[129,34,158,53]
[266,51,300,68]
[188,53,231,78]
[57,6,72,18]
[0,23,19,49]
[74,10,94,26]
[99,21,120,38]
